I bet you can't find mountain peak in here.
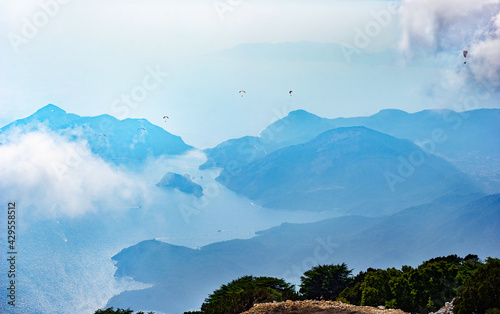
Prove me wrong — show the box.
[37,104,66,115]
[258,109,324,142]
[373,108,409,118]
[286,109,321,120]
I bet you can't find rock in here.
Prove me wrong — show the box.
[430,300,454,314]
[156,172,203,197]
[242,300,410,314]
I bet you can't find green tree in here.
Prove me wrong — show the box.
[389,265,414,311]
[338,268,376,304]
[412,258,462,312]
[454,258,500,314]
[360,268,401,308]
[200,275,298,314]
[299,263,352,300]
[337,255,485,313]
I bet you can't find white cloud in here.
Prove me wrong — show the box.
[0,127,147,219]
[399,0,500,87]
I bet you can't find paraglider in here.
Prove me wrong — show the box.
[138,127,146,135]
[463,50,468,64]
[289,90,293,96]
[239,90,246,97]
[163,116,169,121]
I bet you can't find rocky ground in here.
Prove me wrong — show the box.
[242,300,410,314]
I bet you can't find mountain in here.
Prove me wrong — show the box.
[156,172,203,197]
[106,193,499,313]
[200,109,500,193]
[218,126,481,215]
[199,135,264,170]
[0,104,193,166]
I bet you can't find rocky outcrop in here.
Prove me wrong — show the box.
[430,301,454,314]
[242,300,409,314]
[156,172,203,197]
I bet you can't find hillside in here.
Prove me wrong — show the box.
[219,126,481,215]
[106,194,498,313]
[201,108,500,193]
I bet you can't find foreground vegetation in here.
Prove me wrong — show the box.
[95,254,500,314]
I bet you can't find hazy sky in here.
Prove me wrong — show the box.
[1,0,499,148]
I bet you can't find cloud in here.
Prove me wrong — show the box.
[399,0,500,87]
[0,126,147,220]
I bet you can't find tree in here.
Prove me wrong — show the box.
[300,263,352,300]
[454,258,500,314]
[338,268,375,304]
[200,276,298,314]
[360,268,401,307]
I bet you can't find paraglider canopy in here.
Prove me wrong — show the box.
[239,90,246,93]
[163,116,169,119]
[463,50,468,64]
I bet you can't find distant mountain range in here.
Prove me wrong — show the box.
[3,104,498,314]
[0,104,192,168]
[202,108,500,193]
[219,126,481,215]
[107,193,499,313]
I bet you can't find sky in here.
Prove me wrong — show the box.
[1,0,500,148]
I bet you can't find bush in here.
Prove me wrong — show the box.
[200,275,298,314]
[300,263,352,300]
[453,258,500,314]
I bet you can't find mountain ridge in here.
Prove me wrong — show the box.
[218,126,482,215]
[202,108,500,193]
[107,193,499,313]
[0,104,194,167]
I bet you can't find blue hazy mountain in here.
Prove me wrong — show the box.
[0,104,193,166]
[217,126,482,215]
[201,108,500,193]
[156,172,203,197]
[106,193,498,313]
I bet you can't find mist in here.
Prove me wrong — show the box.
[0,125,338,313]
